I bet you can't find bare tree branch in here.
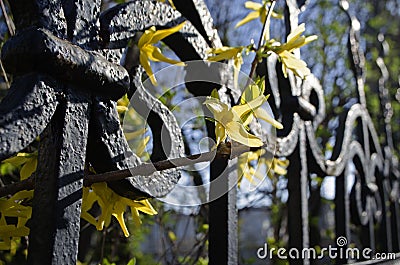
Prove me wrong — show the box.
[0,143,258,198]
[0,0,15,36]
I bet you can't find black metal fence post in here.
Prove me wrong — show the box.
[209,158,238,265]
[28,91,90,264]
[287,130,310,265]
[1,1,128,264]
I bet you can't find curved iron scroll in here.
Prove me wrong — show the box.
[256,0,400,263]
[0,0,223,263]
[0,0,222,199]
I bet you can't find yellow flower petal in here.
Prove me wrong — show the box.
[273,165,287,175]
[81,183,157,237]
[168,0,176,9]
[124,128,147,141]
[235,10,260,28]
[138,23,186,86]
[271,159,288,175]
[225,121,263,147]
[244,1,262,10]
[304,35,318,45]
[279,50,310,78]
[211,88,220,99]
[136,199,157,215]
[140,52,157,85]
[204,98,229,114]
[232,95,266,119]
[277,159,290,167]
[9,190,33,201]
[81,212,98,227]
[150,46,185,66]
[287,23,306,43]
[117,105,128,114]
[215,122,227,146]
[271,12,283,19]
[241,84,263,105]
[2,156,28,167]
[207,47,243,62]
[204,97,232,124]
[112,204,129,237]
[138,27,155,48]
[254,107,283,129]
[130,207,141,227]
[136,136,150,157]
[151,22,186,44]
[277,35,317,54]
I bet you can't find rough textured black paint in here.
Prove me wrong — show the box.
[2,28,129,100]
[0,74,60,161]
[0,0,223,263]
[28,89,90,265]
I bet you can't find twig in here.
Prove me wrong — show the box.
[99,229,107,264]
[83,143,249,186]
[0,177,34,197]
[0,0,15,36]
[0,59,10,88]
[0,0,13,88]
[245,0,277,89]
[0,143,258,198]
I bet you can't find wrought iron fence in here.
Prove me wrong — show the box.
[0,0,398,264]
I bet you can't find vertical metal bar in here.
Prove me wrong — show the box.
[287,127,309,265]
[227,159,238,264]
[378,174,391,252]
[28,90,90,264]
[208,158,238,265]
[335,171,349,265]
[391,198,400,252]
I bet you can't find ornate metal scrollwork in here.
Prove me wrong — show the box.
[258,0,400,263]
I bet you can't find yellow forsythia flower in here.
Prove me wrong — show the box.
[0,190,33,250]
[275,24,318,53]
[204,88,282,147]
[268,158,289,178]
[207,47,244,70]
[238,150,265,187]
[0,152,36,250]
[138,22,186,85]
[81,183,157,237]
[204,96,262,147]
[207,46,244,88]
[235,1,282,28]
[270,23,317,78]
[117,94,129,114]
[240,81,283,129]
[2,152,37,180]
[237,150,289,187]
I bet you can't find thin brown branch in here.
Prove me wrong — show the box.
[0,0,15,36]
[0,177,34,197]
[0,59,10,88]
[245,0,277,88]
[0,143,257,198]
[83,143,243,186]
